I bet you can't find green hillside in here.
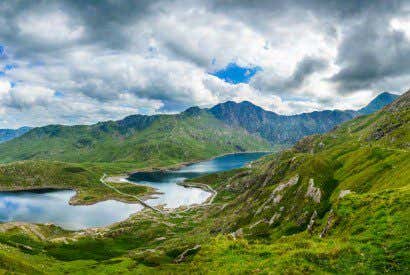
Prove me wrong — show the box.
[0,91,408,273]
[0,110,271,166]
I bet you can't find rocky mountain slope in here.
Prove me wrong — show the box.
[209,92,398,145]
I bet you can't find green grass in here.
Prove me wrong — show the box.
[0,111,271,165]
[0,92,408,273]
[0,161,153,205]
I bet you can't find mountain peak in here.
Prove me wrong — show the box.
[358,92,399,115]
[182,106,202,116]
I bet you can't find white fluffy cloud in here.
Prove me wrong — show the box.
[0,0,408,128]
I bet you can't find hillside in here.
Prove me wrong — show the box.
[0,110,271,166]
[0,91,407,273]
[0,127,31,143]
[0,92,396,165]
[209,92,398,145]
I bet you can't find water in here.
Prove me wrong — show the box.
[0,190,143,230]
[0,152,267,230]
[128,152,268,208]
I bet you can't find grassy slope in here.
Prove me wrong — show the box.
[0,111,271,166]
[0,161,153,205]
[0,92,408,274]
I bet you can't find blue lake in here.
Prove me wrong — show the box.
[0,152,267,230]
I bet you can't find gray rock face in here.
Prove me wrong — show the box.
[339,190,351,199]
[305,178,321,203]
[255,175,299,215]
[307,210,318,233]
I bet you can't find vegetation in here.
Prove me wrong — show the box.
[0,110,271,165]
[0,91,408,273]
[0,161,154,205]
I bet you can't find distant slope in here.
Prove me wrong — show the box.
[0,92,397,165]
[0,110,270,166]
[209,92,398,145]
[358,91,399,115]
[0,126,31,143]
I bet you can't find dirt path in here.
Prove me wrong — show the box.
[101,174,218,215]
[100,174,164,214]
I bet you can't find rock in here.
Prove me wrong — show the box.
[296,211,309,226]
[320,209,335,238]
[339,190,351,199]
[269,213,281,225]
[273,194,282,204]
[255,174,299,215]
[249,220,267,229]
[307,210,318,234]
[305,178,321,203]
[154,237,166,242]
[174,245,201,263]
[230,228,244,239]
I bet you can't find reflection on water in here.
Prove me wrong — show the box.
[128,152,268,208]
[0,152,267,230]
[0,190,142,230]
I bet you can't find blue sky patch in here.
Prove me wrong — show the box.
[54,91,64,98]
[4,64,16,71]
[211,62,262,84]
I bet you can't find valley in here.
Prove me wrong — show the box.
[0,91,408,273]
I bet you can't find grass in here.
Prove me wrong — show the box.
[0,161,153,205]
[0,92,408,273]
[0,111,271,165]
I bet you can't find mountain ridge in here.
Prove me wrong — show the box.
[0,92,398,164]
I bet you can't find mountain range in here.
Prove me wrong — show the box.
[0,126,32,143]
[208,92,398,145]
[0,92,398,165]
[0,90,407,273]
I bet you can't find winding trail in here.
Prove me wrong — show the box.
[100,174,164,214]
[100,174,219,214]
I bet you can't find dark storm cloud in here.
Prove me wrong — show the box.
[0,0,156,59]
[251,56,328,92]
[1,0,409,127]
[329,16,410,93]
[287,57,328,89]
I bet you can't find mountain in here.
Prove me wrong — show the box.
[0,91,407,274]
[169,89,409,272]
[0,92,397,165]
[0,126,31,143]
[0,110,270,166]
[358,92,399,115]
[209,92,398,145]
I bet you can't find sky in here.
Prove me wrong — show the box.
[0,0,409,128]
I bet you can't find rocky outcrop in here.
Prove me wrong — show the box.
[255,175,299,215]
[305,178,321,203]
[339,190,351,199]
[320,209,335,238]
[269,213,281,225]
[307,210,318,234]
[230,228,244,239]
[174,245,201,263]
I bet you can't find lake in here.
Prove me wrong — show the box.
[0,152,267,230]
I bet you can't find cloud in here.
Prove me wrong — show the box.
[250,56,329,94]
[0,0,409,128]
[329,16,410,93]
